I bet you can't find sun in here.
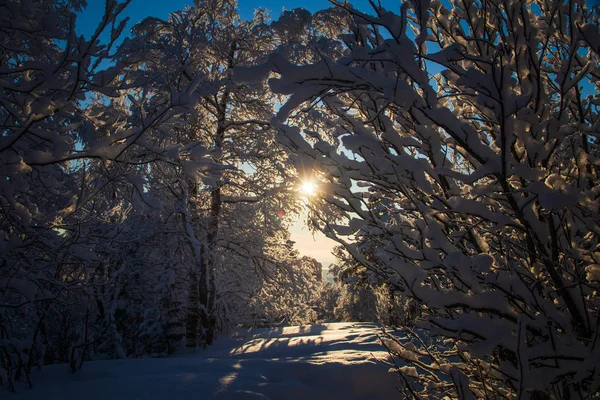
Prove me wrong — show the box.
[300,181,318,196]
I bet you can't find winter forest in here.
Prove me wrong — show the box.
[2,0,600,398]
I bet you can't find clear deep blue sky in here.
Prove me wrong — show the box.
[76,0,400,39]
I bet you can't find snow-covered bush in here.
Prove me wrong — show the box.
[249,255,324,327]
[334,283,378,323]
[241,0,600,397]
[330,254,409,326]
[314,280,339,322]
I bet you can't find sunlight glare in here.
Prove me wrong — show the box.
[300,181,317,196]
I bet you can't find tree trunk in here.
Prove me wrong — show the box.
[185,270,199,347]
[186,40,237,347]
[200,189,220,345]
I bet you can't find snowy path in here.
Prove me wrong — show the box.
[9,322,400,399]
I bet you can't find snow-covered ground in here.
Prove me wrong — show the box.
[9,322,400,399]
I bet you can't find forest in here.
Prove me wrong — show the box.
[1,0,600,398]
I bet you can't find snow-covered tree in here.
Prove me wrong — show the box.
[0,0,218,387]
[0,0,132,387]
[116,0,329,347]
[241,0,600,397]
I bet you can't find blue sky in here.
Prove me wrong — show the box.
[77,0,400,39]
[76,0,328,39]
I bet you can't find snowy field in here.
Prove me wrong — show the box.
[8,323,400,399]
